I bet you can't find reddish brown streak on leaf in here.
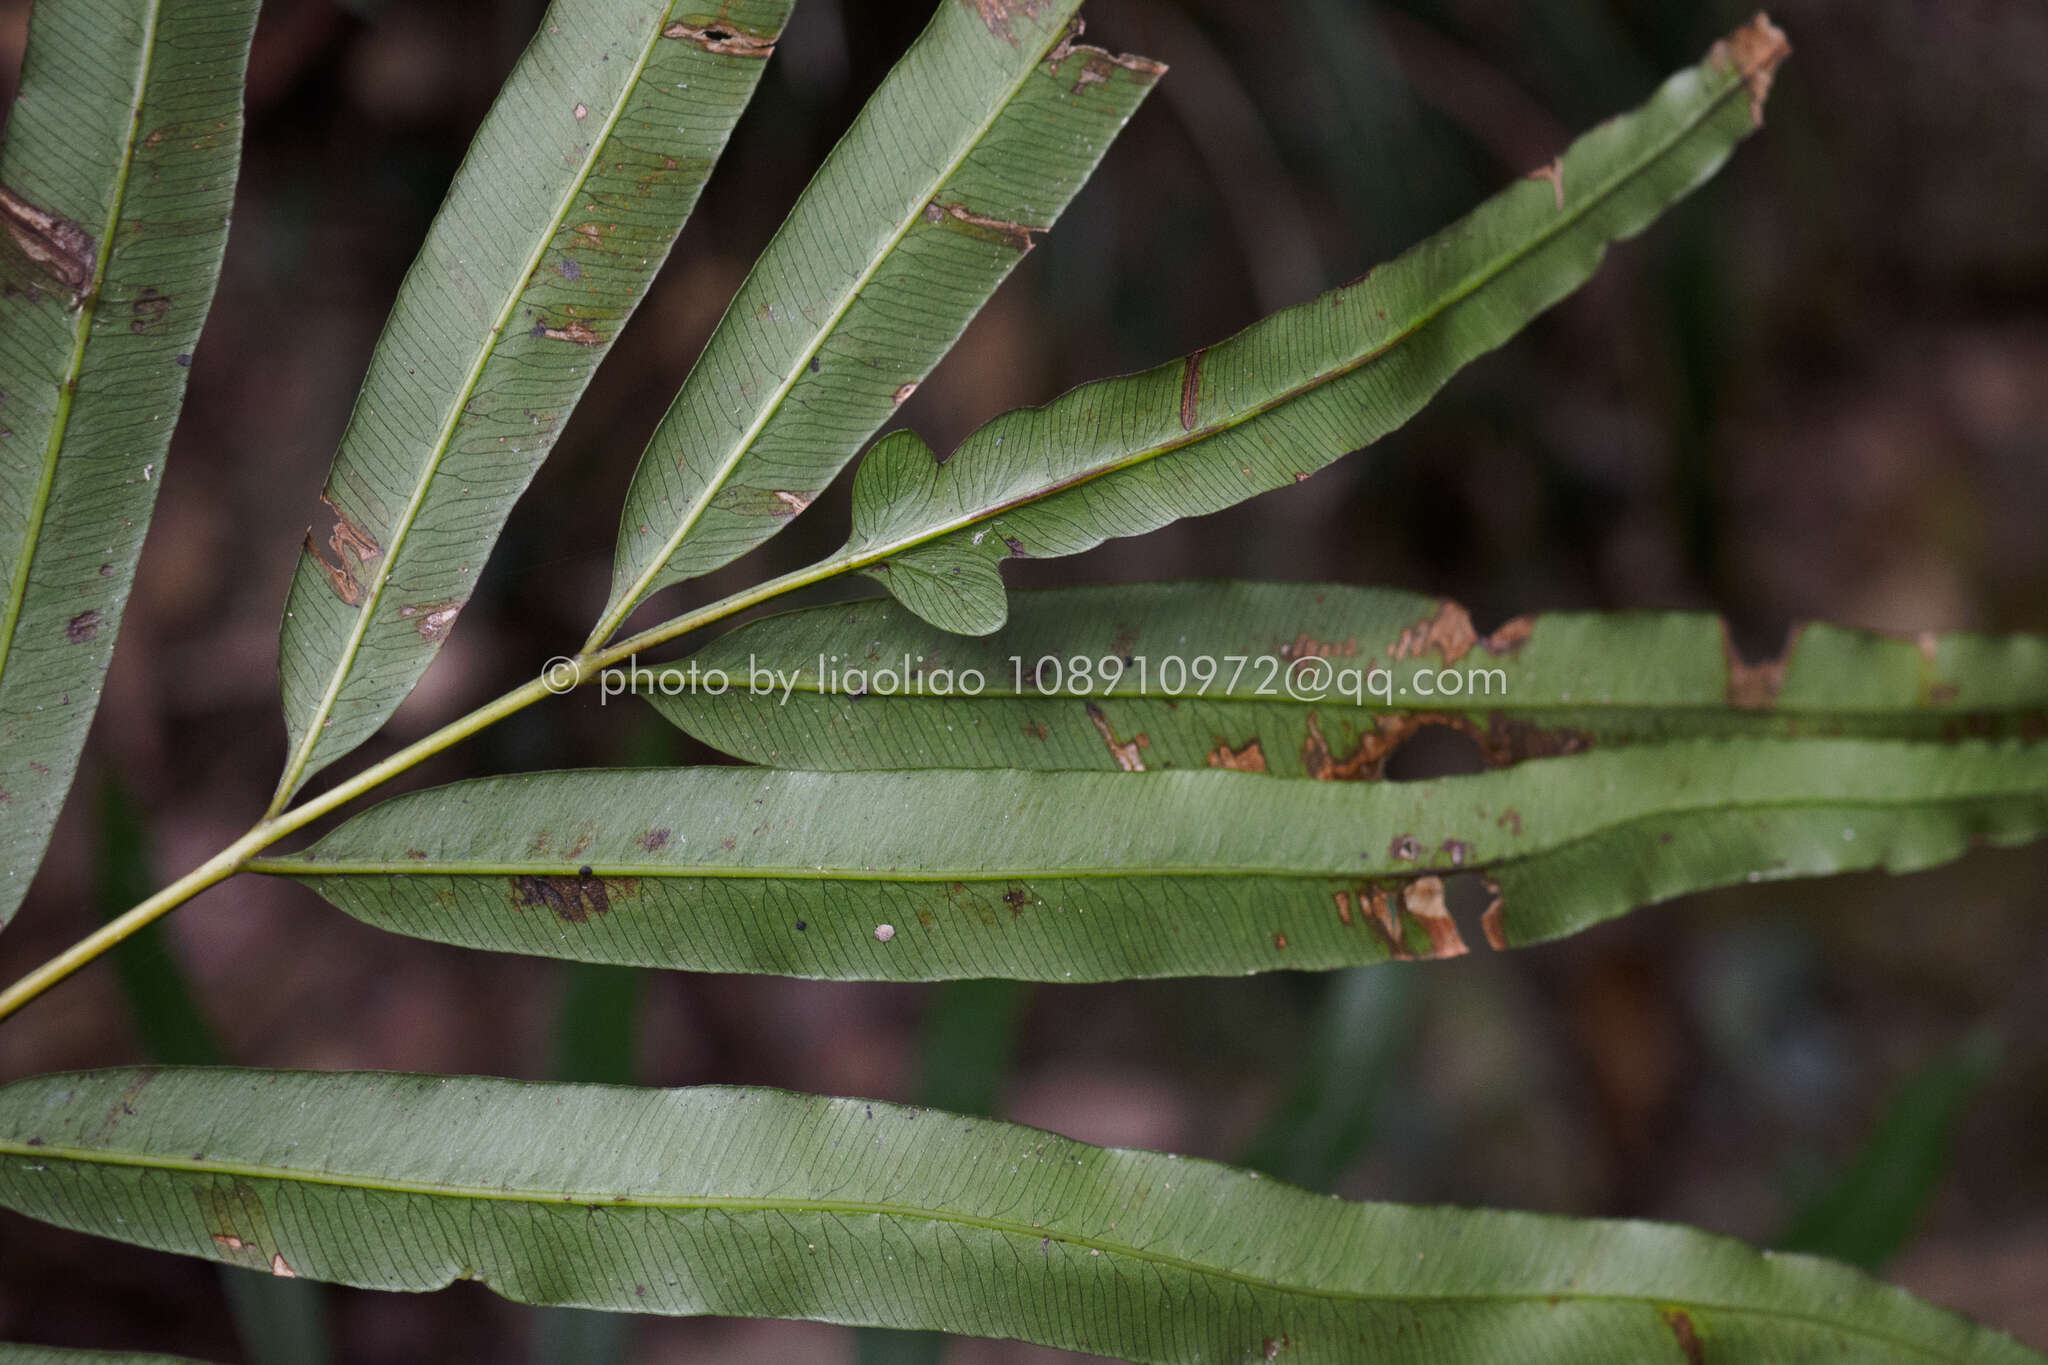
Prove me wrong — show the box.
[509,872,635,924]
[532,319,602,346]
[1709,13,1791,126]
[0,184,95,292]
[1660,1307,1707,1365]
[960,0,1047,46]
[1179,348,1205,432]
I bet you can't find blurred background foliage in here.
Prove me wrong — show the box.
[1,0,2045,1360]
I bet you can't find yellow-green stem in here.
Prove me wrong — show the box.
[0,552,854,1023]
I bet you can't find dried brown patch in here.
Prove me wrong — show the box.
[662,21,778,56]
[892,381,919,405]
[533,319,602,346]
[1480,878,1508,950]
[0,185,95,292]
[510,872,633,924]
[270,1253,297,1278]
[1709,13,1790,126]
[771,490,813,515]
[923,200,1038,253]
[1086,702,1148,771]
[304,496,382,606]
[1207,738,1267,772]
[1526,158,1565,209]
[960,0,1046,45]
[1333,890,1353,925]
[130,287,171,333]
[397,599,461,642]
[1660,1308,1706,1365]
[638,828,671,852]
[65,609,102,644]
[1402,876,1468,958]
[1723,622,1796,709]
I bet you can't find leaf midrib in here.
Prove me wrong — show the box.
[273,8,671,806]
[249,786,2045,881]
[0,1134,1971,1359]
[845,55,1748,572]
[0,0,161,689]
[594,13,1074,643]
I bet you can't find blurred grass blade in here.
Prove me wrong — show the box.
[0,0,257,926]
[832,18,1788,634]
[530,961,644,1365]
[271,0,791,804]
[93,778,333,1365]
[251,738,2048,980]
[858,978,1029,1365]
[0,1068,2037,1364]
[1779,1029,2000,1273]
[595,2,1161,640]
[649,585,2048,774]
[1239,967,1416,1193]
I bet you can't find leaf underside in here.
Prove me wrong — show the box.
[600,0,1160,635]
[0,0,258,926]
[0,1348,214,1365]
[272,0,791,801]
[0,1069,2035,1365]
[255,738,2048,980]
[838,18,1790,635]
[649,584,2048,774]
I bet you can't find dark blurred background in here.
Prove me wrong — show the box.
[2,0,2045,1360]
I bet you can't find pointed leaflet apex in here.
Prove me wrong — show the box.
[271,0,791,804]
[849,19,1789,634]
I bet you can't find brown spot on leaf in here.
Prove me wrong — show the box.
[1660,1307,1705,1365]
[1003,887,1030,916]
[270,1253,296,1278]
[1708,13,1790,126]
[1179,348,1205,431]
[130,287,171,333]
[304,495,382,606]
[892,381,919,405]
[1333,890,1353,925]
[397,599,462,642]
[1273,932,1289,950]
[1527,157,1564,210]
[533,319,602,346]
[771,490,812,515]
[1402,876,1467,958]
[1085,702,1149,771]
[1021,721,1050,741]
[1207,738,1267,772]
[1480,878,1508,950]
[1045,26,1168,83]
[639,828,671,852]
[511,873,632,924]
[960,0,1046,45]
[923,200,1038,253]
[663,21,779,55]
[1391,601,1480,664]
[65,609,101,643]
[212,1234,248,1251]
[0,185,95,292]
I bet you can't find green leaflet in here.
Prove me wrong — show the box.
[271,0,790,803]
[645,584,2048,774]
[595,2,1160,642]
[0,0,257,926]
[0,1068,2035,1364]
[832,18,1789,634]
[251,738,2048,979]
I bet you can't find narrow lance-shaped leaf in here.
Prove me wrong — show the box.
[0,0,257,926]
[595,3,1161,642]
[252,738,2048,980]
[646,584,2048,774]
[271,0,791,804]
[0,1068,2036,1364]
[834,17,1790,634]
